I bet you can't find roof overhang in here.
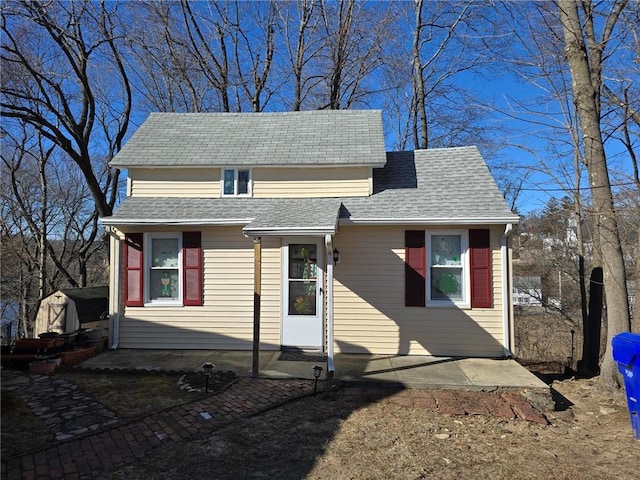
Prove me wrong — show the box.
[101,218,252,227]
[242,225,337,237]
[340,217,520,226]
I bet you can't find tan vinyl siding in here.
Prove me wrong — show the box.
[129,168,220,198]
[252,167,370,197]
[118,226,281,349]
[332,225,505,357]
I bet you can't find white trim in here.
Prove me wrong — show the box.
[101,218,252,226]
[426,230,470,308]
[221,168,253,197]
[281,238,324,348]
[244,226,337,237]
[325,234,335,375]
[341,217,520,226]
[144,232,183,306]
[501,224,514,356]
[106,229,121,350]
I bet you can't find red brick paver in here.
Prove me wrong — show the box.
[384,387,548,423]
[2,378,323,480]
[2,379,549,480]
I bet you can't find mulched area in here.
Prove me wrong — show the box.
[177,370,238,393]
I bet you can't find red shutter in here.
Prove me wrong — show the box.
[183,231,203,306]
[405,230,426,307]
[124,233,144,307]
[470,229,492,308]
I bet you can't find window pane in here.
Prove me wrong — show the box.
[289,281,317,316]
[237,170,249,194]
[150,269,179,300]
[151,238,179,267]
[223,169,235,195]
[431,267,463,301]
[431,235,461,265]
[289,244,317,279]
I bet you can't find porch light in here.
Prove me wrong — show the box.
[332,248,340,264]
[313,365,323,393]
[202,362,215,393]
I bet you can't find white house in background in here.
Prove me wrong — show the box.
[513,277,543,307]
[101,110,520,376]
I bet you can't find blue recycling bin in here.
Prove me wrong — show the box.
[612,332,640,440]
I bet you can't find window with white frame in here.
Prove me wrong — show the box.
[426,231,469,306]
[222,168,251,196]
[147,233,182,304]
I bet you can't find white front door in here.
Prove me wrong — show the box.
[282,240,324,348]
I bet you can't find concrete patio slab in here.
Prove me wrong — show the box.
[79,349,549,392]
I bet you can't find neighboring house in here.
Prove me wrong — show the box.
[101,110,520,375]
[513,277,543,307]
[34,287,109,335]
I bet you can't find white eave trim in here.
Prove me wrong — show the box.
[100,218,253,227]
[243,226,337,237]
[340,217,520,226]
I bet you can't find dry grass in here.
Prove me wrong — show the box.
[99,378,638,480]
[2,367,638,479]
[1,389,54,459]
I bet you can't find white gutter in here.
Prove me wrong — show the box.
[244,227,337,237]
[501,224,514,357]
[101,218,253,227]
[105,226,121,350]
[340,217,520,226]
[325,234,335,377]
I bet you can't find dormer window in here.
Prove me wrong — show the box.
[222,168,251,196]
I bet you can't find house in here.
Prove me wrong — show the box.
[101,110,520,375]
[34,287,109,335]
[513,277,543,307]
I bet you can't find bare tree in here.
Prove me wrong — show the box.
[231,1,279,112]
[314,0,396,110]
[412,0,474,149]
[557,0,631,389]
[1,126,108,336]
[279,0,323,111]
[1,0,130,218]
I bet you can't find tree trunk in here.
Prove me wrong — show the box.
[578,267,603,376]
[412,0,428,149]
[558,0,631,390]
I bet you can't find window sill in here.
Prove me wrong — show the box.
[144,301,183,307]
[426,301,470,309]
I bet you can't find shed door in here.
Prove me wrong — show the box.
[282,240,324,348]
[47,303,67,333]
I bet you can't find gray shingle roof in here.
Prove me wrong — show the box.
[102,146,519,229]
[341,147,520,223]
[110,110,387,168]
[103,197,341,235]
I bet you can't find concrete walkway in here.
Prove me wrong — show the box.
[80,349,549,391]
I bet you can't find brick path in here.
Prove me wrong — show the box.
[2,375,548,480]
[2,377,324,480]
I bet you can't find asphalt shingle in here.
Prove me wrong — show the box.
[110,111,387,168]
[102,146,519,228]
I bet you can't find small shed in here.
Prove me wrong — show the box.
[34,287,109,336]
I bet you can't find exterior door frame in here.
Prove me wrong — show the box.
[281,237,325,349]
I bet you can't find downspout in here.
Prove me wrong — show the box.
[105,226,120,350]
[501,224,514,357]
[325,234,335,378]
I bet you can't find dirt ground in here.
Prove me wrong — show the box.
[95,374,637,480]
[2,365,638,479]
